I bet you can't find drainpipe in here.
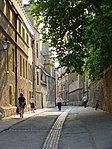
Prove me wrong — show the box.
[31,38,36,103]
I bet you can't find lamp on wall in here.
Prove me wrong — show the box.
[0,37,10,50]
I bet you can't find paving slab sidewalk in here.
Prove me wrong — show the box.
[0,108,51,133]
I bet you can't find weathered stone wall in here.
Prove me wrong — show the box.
[103,65,112,112]
[69,89,82,106]
[47,77,56,108]
[87,65,112,113]
[89,79,104,108]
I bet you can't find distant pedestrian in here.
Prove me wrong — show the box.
[18,93,26,118]
[57,96,62,111]
[95,100,99,110]
[30,95,35,113]
[82,95,88,108]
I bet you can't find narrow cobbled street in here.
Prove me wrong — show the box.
[0,106,112,149]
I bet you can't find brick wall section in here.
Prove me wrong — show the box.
[103,65,112,112]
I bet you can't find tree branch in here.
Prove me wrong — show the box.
[92,1,112,25]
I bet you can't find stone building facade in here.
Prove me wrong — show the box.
[40,43,56,108]
[57,68,69,104]
[23,4,56,109]
[57,68,89,106]
[68,74,83,105]
[23,4,42,109]
[0,0,34,117]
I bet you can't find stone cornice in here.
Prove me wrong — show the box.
[10,0,34,35]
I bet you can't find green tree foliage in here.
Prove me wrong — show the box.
[30,0,112,81]
[84,0,112,81]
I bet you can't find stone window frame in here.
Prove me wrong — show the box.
[20,55,22,76]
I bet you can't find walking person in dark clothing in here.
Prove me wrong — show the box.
[57,95,62,111]
[82,95,88,108]
[18,93,26,118]
[95,100,100,110]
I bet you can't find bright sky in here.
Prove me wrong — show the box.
[23,0,29,4]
